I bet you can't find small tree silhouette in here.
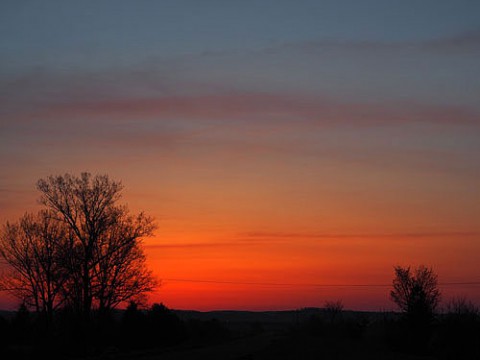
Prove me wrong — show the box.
[390,265,440,324]
[324,300,344,324]
[445,296,479,323]
[390,265,440,353]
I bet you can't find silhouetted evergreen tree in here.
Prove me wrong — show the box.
[121,301,148,349]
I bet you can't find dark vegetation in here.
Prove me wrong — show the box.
[0,173,479,359]
[0,299,478,359]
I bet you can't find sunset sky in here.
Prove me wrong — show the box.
[1,1,479,311]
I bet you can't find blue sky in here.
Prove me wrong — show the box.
[2,1,480,107]
[2,1,480,66]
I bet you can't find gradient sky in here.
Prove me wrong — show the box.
[1,1,480,311]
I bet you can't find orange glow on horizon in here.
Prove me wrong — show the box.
[1,170,479,312]
[1,108,479,311]
[142,228,480,311]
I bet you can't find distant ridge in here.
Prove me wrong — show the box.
[172,308,397,323]
[0,307,398,322]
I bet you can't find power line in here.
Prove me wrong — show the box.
[162,278,480,288]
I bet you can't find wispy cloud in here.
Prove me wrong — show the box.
[242,231,480,240]
[419,29,480,53]
[141,230,480,252]
[261,29,480,55]
[2,88,479,178]
[6,92,480,128]
[145,241,259,250]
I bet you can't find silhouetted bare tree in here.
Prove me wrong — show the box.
[390,265,440,323]
[445,296,479,321]
[0,210,69,323]
[92,210,156,313]
[36,172,156,318]
[0,172,156,321]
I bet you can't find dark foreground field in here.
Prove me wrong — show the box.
[121,314,425,360]
[107,309,474,360]
[1,306,479,359]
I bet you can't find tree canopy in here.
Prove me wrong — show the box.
[390,265,440,323]
[0,172,156,320]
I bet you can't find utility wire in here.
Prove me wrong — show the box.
[163,278,480,288]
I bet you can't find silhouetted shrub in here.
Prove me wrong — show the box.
[323,300,344,324]
[146,303,186,346]
[445,296,479,322]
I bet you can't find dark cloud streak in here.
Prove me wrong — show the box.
[5,93,480,128]
[243,231,480,240]
[260,29,480,55]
